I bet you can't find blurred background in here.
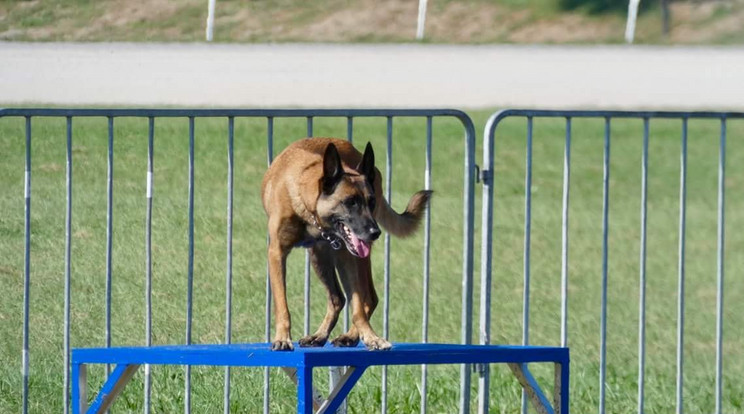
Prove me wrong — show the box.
[1,0,743,44]
[1,0,743,109]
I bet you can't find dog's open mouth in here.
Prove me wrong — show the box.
[336,223,371,258]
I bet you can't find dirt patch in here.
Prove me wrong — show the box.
[72,0,181,40]
[426,2,520,42]
[39,163,62,173]
[286,0,420,41]
[74,229,92,239]
[670,0,744,43]
[509,13,619,43]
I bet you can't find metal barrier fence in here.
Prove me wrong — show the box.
[0,108,475,414]
[478,110,743,414]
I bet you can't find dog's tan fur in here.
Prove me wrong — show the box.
[261,138,431,351]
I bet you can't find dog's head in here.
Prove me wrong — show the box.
[316,142,381,258]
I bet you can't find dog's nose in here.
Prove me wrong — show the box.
[368,226,381,241]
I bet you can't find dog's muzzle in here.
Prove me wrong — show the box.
[336,222,374,258]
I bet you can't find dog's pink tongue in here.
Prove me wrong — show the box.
[349,232,371,258]
[355,239,371,258]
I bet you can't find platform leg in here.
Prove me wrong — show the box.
[297,365,314,414]
[556,361,569,414]
[283,367,324,410]
[71,363,87,414]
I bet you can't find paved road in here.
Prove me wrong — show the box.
[1,42,743,110]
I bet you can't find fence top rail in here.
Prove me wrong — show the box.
[0,107,473,123]
[486,108,743,136]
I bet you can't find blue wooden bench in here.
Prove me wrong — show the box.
[71,342,569,413]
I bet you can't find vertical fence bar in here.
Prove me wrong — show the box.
[715,117,726,414]
[347,116,354,145]
[459,116,475,414]
[337,115,354,414]
[520,116,534,414]
[477,116,496,414]
[638,118,649,414]
[305,117,313,337]
[264,117,274,414]
[185,116,195,414]
[420,116,433,414]
[64,116,73,414]
[676,118,688,414]
[560,117,572,348]
[22,116,31,414]
[599,117,611,414]
[382,116,393,414]
[345,117,353,330]
[223,117,235,414]
[105,117,114,381]
[144,117,154,414]
[475,127,490,413]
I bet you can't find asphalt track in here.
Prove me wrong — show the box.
[1,42,743,110]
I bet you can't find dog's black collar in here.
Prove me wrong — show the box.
[311,216,343,250]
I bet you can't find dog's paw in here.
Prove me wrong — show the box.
[299,334,328,347]
[270,340,294,351]
[331,334,360,348]
[363,337,392,351]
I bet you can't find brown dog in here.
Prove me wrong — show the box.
[261,138,431,351]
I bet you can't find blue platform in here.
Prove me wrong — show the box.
[71,342,569,413]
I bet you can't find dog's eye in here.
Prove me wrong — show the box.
[344,197,358,208]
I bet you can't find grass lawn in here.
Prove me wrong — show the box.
[0,109,742,413]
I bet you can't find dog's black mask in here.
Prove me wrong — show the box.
[320,142,380,257]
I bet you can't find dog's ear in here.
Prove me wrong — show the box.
[322,143,344,195]
[356,142,375,187]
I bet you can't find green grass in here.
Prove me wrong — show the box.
[1,111,743,413]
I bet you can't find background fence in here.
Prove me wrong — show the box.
[478,110,744,413]
[4,107,743,413]
[0,108,475,413]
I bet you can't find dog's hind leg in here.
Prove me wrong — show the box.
[299,243,346,347]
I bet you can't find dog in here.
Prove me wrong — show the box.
[261,138,432,351]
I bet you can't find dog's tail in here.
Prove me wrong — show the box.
[376,190,433,238]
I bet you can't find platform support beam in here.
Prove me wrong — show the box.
[508,362,554,414]
[83,364,141,414]
[317,366,366,414]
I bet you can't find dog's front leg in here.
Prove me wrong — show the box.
[299,243,345,347]
[333,254,391,350]
[268,239,293,351]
